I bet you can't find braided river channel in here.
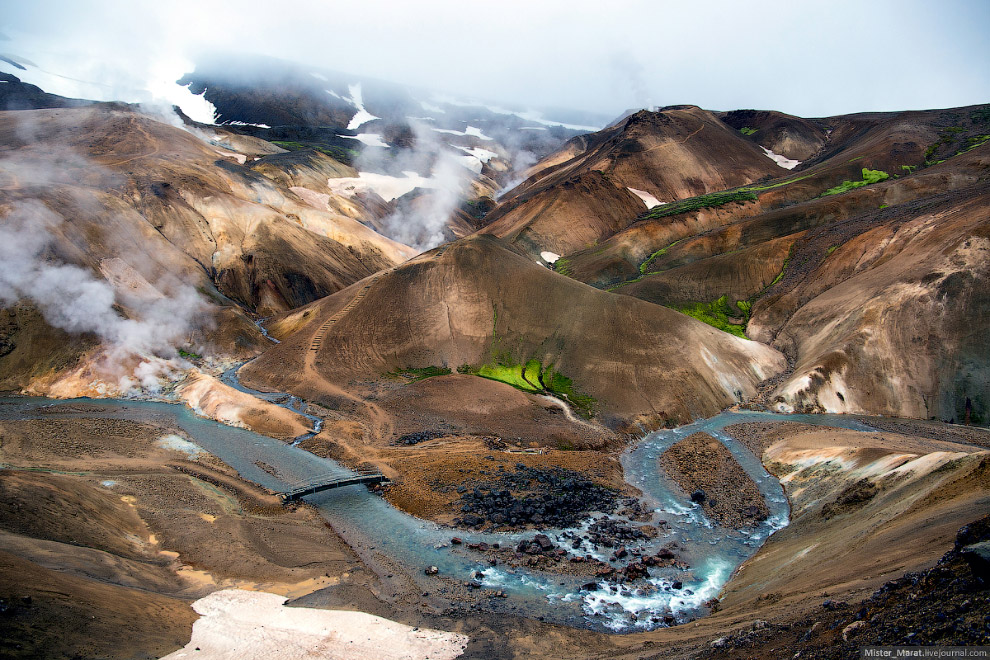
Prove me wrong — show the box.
[0,376,877,632]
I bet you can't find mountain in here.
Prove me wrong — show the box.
[239,234,785,435]
[0,101,414,396]
[174,54,611,249]
[477,105,785,257]
[495,102,990,424]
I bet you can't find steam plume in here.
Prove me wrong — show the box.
[0,196,207,393]
[357,120,471,252]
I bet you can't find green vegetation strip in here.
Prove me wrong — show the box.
[819,168,889,197]
[639,239,683,274]
[460,359,596,419]
[671,295,749,339]
[739,127,757,136]
[640,170,820,222]
[643,190,757,220]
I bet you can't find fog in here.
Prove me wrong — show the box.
[2,0,988,120]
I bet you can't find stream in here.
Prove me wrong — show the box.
[0,380,876,632]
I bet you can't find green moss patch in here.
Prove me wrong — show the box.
[465,358,596,418]
[643,190,758,220]
[671,295,749,339]
[820,168,889,197]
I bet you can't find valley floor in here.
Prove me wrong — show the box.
[1,397,988,659]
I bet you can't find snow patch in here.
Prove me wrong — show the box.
[432,126,492,141]
[159,589,469,660]
[540,251,560,264]
[455,146,499,173]
[761,146,801,170]
[339,133,389,148]
[627,187,664,209]
[309,72,328,81]
[326,171,437,202]
[223,120,271,129]
[345,83,380,130]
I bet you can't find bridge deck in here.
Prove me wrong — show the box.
[280,473,389,502]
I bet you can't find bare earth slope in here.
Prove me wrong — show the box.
[241,234,785,432]
[0,104,416,396]
[479,106,783,258]
[507,103,990,425]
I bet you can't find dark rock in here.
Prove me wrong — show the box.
[690,489,706,503]
[961,541,990,581]
[451,537,463,545]
[424,565,439,576]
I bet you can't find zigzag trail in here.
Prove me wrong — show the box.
[308,244,448,354]
[299,244,450,441]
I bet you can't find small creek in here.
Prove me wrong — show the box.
[0,381,875,632]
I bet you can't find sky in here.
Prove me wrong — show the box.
[2,0,988,121]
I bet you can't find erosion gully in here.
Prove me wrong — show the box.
[0,370,875,633]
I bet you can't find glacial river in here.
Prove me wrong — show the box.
[0,387,875,632]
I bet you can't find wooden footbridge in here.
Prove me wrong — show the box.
[279,469,390,502]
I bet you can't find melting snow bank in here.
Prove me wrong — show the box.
[160,589,469,660]
[327,171,438,202]
[760,146,801,170]
[540,251,560,264]
[627,187,665,209]
[456,146,499,173]
[339,133,390,148]
[344,83,380,130]
[222,120,272,129]
[432,125,493,140]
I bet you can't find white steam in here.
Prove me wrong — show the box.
[0,199,208,393]
[357,120,472,253]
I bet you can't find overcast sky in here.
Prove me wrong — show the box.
[3,0,988,121]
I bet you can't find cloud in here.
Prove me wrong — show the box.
[355,120,472,252]
[1,0,987,119]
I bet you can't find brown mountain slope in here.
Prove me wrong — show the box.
[556,104,989,290]
[240,235,785,432]
[718,108,827,160]
[546,107,990,425]
[478,106,784,257]
[0,104,415,396]
[751,159,990,422]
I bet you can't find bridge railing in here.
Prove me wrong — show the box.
[281,466,383,492]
